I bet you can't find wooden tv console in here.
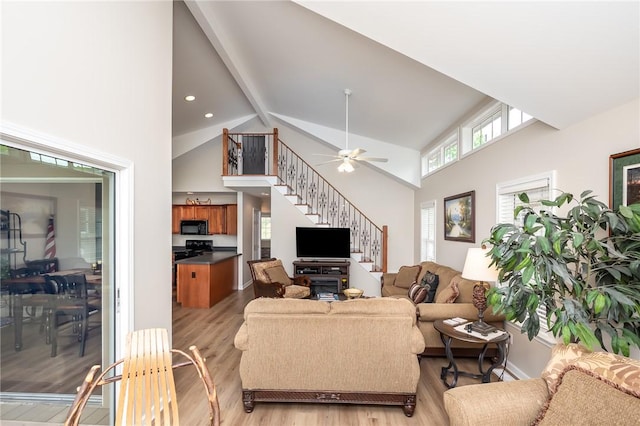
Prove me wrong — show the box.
[293,260,350,295]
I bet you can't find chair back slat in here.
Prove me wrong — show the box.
[116,328,179,426]
[65,327,219,426]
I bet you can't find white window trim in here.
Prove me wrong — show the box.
[422,100,537,179]
[420,200,437,262]
[495,171,558,345]
[1,121,133,361]
[422,130,459,178]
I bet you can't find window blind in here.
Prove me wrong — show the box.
[496,174,553,331]
[421,200,436,262]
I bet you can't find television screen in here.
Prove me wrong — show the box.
[296,227,351,259]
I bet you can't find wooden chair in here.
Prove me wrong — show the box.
[64,328,220,426]
[49,274,99,357]
[247,258,311,298]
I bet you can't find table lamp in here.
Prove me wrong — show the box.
[461,247,499,334]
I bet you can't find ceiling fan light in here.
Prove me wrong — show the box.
[338,160,354,173]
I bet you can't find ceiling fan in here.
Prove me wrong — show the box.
[316,89,388,173]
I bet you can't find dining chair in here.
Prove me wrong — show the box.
[49,274,99,357]
[64,328,220,426]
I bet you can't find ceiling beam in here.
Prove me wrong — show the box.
[172,114,256,159]
[185,1,271,127]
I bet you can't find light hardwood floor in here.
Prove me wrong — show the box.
[1,288,503,425]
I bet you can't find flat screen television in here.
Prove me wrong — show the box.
[296,227,351,259]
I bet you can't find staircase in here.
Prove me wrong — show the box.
[222,128,387,278]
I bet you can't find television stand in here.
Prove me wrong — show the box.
[293,260,350,296]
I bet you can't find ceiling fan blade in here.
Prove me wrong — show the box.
[349,148,366,157]
[316,159,343,166]
[313,153,341,158]
[357,157,388,163]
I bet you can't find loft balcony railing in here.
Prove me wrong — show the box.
[222,128,387,273]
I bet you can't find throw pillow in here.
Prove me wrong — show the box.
[264,265,292,286]
[434,280,460,303]
[394,265,421,289]
[534,367,640,426]
[421,271,439,302]
[408,282,428,304]
[540,343,590,394]
[253,259,283,283]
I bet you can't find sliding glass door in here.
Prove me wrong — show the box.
[0,143,115,410]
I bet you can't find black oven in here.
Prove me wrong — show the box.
[180,220,208,235]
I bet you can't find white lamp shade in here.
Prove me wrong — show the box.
[461,247,498,282]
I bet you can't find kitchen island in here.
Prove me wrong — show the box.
[175,252,240,308]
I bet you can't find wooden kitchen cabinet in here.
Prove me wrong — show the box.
[176,256,238,308]
[207,206,226,235]
[225,204,237,235]
[172,205,182,234]
[172,203,238,235]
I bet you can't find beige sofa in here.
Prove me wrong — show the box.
[444,343,640,425]
[233,297,425,416]
[382,261,504,356]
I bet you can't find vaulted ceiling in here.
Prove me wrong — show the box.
[172,1,639,187]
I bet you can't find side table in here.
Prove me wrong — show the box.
[433,319,509,388]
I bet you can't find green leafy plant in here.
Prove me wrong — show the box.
[484,190,640,356]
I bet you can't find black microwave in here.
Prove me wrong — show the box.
[180,220,208,235]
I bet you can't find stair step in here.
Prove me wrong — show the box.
[295,204,310,214]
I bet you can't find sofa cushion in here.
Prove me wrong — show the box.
[330,297,417,319]
[450,274,476,304]
[394,265,421,289]
[244,298,331,319]
[421,271,439,302]
[540,343,591,393]
[534,366,640,426]
[434,280,460,303]
[283,284,311,298]
[408,282,428,304]
[264,265,292,286]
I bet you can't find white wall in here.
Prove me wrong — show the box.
[2,1,174,332]
[416,98,640,377]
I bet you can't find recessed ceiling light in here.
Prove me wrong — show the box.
[204,112,213,118]
[184,95,195,102]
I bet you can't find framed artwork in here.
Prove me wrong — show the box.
[444,190,475,243]
[610,148,640,210]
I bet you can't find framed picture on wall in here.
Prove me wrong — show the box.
[444,190,475,243]
[610,148,640,210]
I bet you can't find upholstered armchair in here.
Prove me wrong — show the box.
[247,258,311,299]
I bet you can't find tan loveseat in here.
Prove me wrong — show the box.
[382,261,504,356]
[233,297,425,416]
[444,343,640,425]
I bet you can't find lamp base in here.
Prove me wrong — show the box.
[471,320,497,335]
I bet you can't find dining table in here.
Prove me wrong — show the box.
[0,269,102,351]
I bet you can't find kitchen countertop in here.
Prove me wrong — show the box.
[174,252,240,265]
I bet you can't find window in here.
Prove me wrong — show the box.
[422,132,458,176]
[423,101,535,178]
[472,109,502,149]
[260,215,271,240]
[508,106,533,131]
[420,200,436,261]
[496,172,555,334]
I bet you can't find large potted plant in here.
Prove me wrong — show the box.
[484,190,640,356]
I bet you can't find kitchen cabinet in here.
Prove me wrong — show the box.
[207,206,226,235]
[171,205,182,234]
[176,254,238,308]
[172,204,238,235]
[225,204,237,235]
